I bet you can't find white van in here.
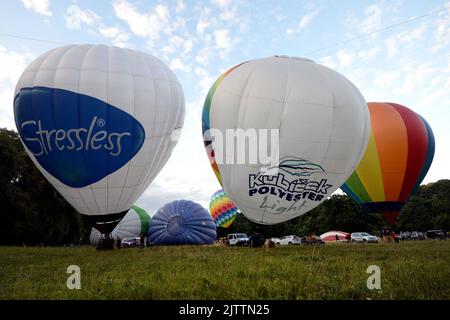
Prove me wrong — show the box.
[227,233,250,246]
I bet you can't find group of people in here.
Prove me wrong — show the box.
[380,228,400,243]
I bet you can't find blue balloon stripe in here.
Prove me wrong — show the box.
[412,115,435,194]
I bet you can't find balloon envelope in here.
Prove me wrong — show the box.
[209,189,238,228]
[148,200,217,245]
[90,205,151,246]
[202,56,370,225]
[341,102,435,224]
[14,45,185,233]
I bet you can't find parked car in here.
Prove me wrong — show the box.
[399,231,425,241]
[351,232,379,243]
[302,235,325,245]
[227,233,250,246]
[277,235,302,246]
[426,230,448,240]
[121,237,140,248]
[411,231,426,240]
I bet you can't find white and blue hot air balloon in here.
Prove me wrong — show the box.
[89,205,151,247]
[148,200,217,245]
[13,45,185,235]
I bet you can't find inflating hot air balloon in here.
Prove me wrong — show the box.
[89,205,151,246]
[341,102,435,224]
[13,44,185,241]
[148,200,216,245]
[209,189,238,228]
[202,55,370,225]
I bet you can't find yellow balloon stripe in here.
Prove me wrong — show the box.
[355,130,385,202]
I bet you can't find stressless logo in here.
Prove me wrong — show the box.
[20,116,130,157]
[249,157,333,214]
[14,86,145,188]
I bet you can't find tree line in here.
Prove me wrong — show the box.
[0,128,449,245]
[230,180,450,238]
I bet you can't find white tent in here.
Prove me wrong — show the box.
[319,231,350,243]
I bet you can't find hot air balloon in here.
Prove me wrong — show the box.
[209,189,238,228]
[202,56,370,225]
[341,102,435,225]
[89,205,151,247]
[13,45,185,242]
[148,200,217,245]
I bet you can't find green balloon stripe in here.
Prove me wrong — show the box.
[132,205,151,237]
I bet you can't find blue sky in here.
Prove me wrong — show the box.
[0,0,449,213]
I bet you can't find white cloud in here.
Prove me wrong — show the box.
[336,49,353,67]
[359,5,382,35]
[113,0,170,41]
[400,23,427,43]
[0,46,33,130]
[428,5,450,52]
[196,7,213,37]
[196,47,213,65]
[373,71,400,88]
[63,3,133,48]
[213,29,239,59]
[22,0,52,16]
[385,36,398,57]
[65,5,100,30]
[385,23,427,57]
[195,67,214,95]
[358,46,381,60]
[161,35,194,56]
[175,0,186,13]
[286,9,319,35]
[196,18,211,36]
[220,7,236,21]
[298,10,319,31]
[214,29,231,49]
[98,26,131,48]
[396,62,441,95]
[212,0,231,8]
[170,58,191,73]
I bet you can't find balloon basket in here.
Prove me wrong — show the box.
[96,234,114,250]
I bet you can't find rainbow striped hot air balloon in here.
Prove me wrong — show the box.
[209,189,239,228]
[341,102,435,224]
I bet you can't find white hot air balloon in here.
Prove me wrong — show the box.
[202,56,370,225]
[90,205,151,246]
[14,45,185,234]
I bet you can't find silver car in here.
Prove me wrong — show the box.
[351,232,379,243]
[277,235,302,245]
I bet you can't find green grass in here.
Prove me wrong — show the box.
[1,241,449,299]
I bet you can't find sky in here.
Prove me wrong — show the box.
[0,0,449,214]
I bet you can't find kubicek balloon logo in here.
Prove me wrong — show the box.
[249,156,332,214]
[14,86,145,188]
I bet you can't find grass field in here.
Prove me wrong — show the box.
[1,241,449,299]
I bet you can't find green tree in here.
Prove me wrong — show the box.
[0,128,91,245]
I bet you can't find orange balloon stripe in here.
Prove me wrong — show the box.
[369,103,408,201]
